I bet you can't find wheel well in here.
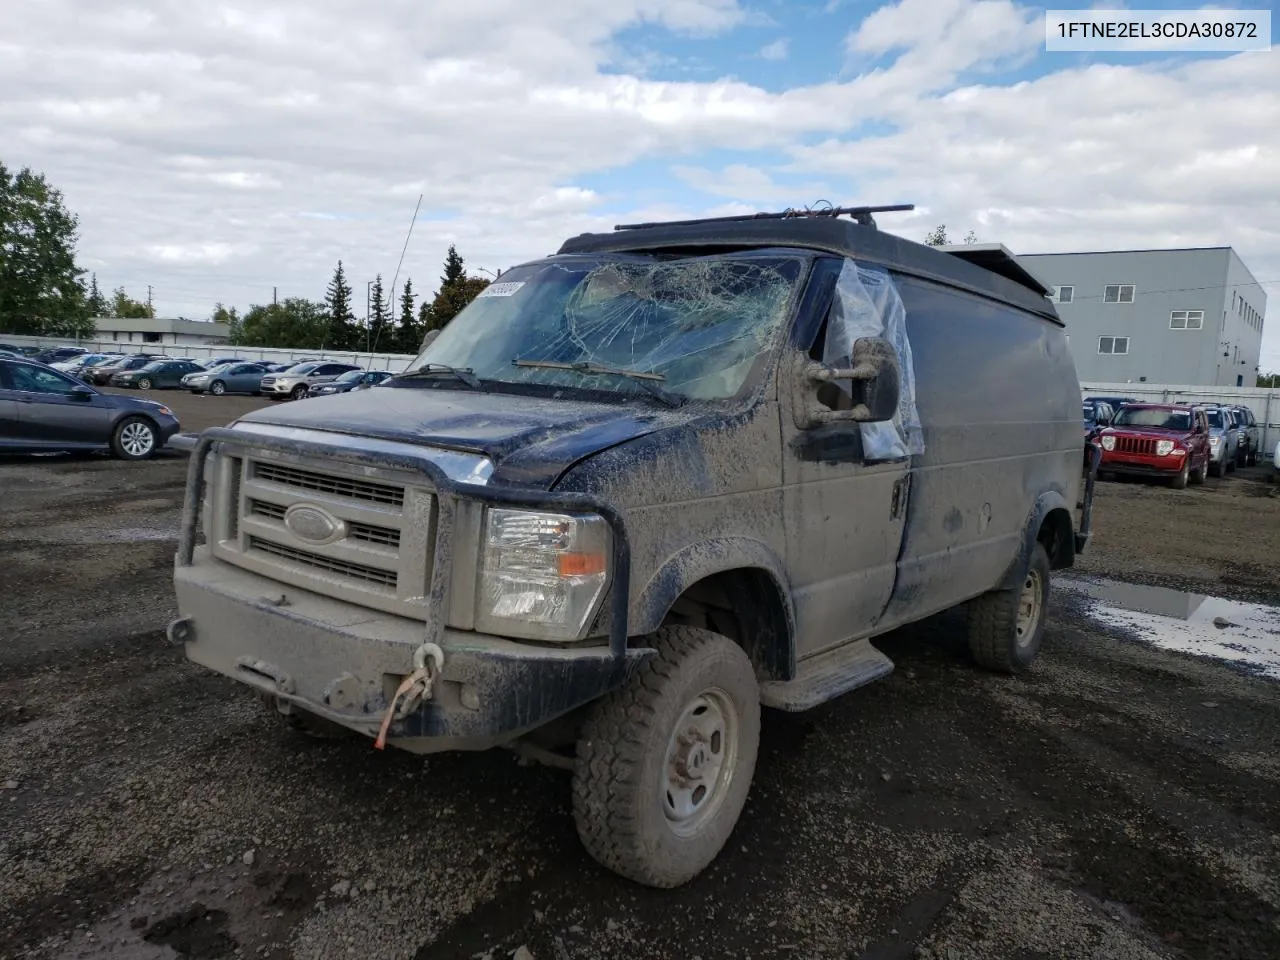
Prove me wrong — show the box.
[659,568,791,681]
[1037,507,1074,570]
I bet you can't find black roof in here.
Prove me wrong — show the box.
[556,216,1061,323]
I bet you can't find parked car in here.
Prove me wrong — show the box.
[1227,404,1260,466]
[199,356,245,369]
[0,349,22,360]
[0,357,181,459]
[31,346,88,365]
[111,358,205,390]
[307,369,394,396]
[86,353,168,385]
[1202,405,1239,477]
[170,209,1098,889]
[1096,403,1211,487]
[259,361,362,400]
[184,361,271,395]
[51,353,115,373]
[1085,395,1138,412]
[1081,399,1114,439]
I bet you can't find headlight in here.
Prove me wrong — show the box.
[476,508,611,642]
[1156,440,1174,456]
[1100,435,1115,451]
[1209,436,1220,447]
[155,406,173,416]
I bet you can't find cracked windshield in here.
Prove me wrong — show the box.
[402,254,804,402]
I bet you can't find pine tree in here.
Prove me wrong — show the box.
[324,259,357,350]
[86,273,106,317]
[441,244,465,290]
[394,278,419,353]
[367,273,389,352]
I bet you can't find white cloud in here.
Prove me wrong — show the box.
[0,0,1276,370]
[759,38,790,60]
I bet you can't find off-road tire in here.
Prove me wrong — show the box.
[291,384,309,400]
[1169,458,1190,489]
[210,380,226,396]
[572,626,760,889]
[110,416,158,460]
[966,542,1051,674]
[1190,456,1208,485]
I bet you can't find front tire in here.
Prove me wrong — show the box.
[290,384,309,400]
[110,416,158,460]
[1190,455,1208,485]
[210,380,226,396]
[966,542,1051,674]
[136,376,153,390]
[572,626,760,889]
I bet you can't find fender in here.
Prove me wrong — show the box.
[630,537,797,677]
[996,490,1073,590]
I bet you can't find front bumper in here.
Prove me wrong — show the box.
[1099,451,1184,475]
[173,426,643,753]
[172,556,646,752]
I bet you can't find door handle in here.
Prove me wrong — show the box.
[890,473,911,520]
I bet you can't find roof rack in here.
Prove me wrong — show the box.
[614,203,915,232]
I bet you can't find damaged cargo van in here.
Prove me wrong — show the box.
[170,206,1096,888]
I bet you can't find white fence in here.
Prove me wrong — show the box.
[0,333,418,373]
[1083,381,1280,452]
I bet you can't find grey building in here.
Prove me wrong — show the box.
[1015,247,1266,387]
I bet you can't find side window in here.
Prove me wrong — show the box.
[10,364,81,394]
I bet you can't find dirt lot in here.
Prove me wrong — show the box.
[2,396,1279,960]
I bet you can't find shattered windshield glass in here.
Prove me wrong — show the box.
[401,253,805,402]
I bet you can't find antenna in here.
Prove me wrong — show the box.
[614,203,915,232]
[370,192,423,359]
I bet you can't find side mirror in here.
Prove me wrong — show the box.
[796,336,901,428]
[70,385,94,401]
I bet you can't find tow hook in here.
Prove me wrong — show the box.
[167,617,194,646]
[374,642,444,751]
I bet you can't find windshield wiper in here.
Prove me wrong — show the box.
[390,363,484,390]
[513,358,684,408]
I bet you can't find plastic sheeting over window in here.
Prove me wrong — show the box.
[821,260,925,461]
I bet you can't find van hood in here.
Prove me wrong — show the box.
[231,384,684,488]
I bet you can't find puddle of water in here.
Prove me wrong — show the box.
[1058,577,1280,679]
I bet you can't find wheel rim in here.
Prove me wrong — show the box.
[212,383,224,394]
[138,378,151,389]
[1015,569,1043,646]
[120,422,154,457]
[661,687,739,838]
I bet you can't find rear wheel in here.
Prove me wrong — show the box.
[110,416,157,460]
[572,626,760,888]
[966,542,1051,674]
[210,380,226,396]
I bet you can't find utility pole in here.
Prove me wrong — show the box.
[273,286,277,305]
[147,285,153,317]
[366,280,373,353]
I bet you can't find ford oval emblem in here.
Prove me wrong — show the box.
[283,503,346,545]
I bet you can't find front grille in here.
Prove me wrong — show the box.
[247,537,398,589]
[254,462,404,506]
[248,498,399,547]
[209,452,433,619]
[1115,436,1157,455]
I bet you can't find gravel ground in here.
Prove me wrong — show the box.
[2,399,1278,960]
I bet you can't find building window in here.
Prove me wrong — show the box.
[1052,285,1074,303]
[1098,336,1129,355]
[1169,310,1204,330]
[1103,284,1135,303]
[142,332,162,343]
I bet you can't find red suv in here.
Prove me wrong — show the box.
[1096,403,1211,488]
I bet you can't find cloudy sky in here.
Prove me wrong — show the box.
[3,0,1278,369]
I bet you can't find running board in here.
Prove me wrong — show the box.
[759,639,894,712]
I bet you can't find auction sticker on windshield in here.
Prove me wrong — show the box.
[478,281,526,298]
